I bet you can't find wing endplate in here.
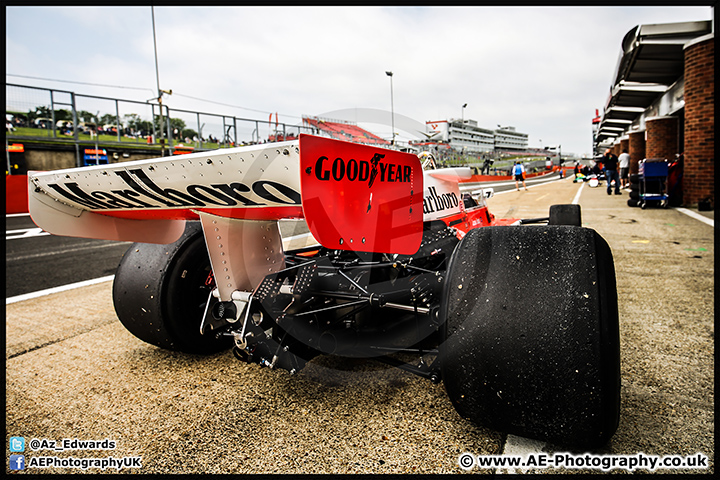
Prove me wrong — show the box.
[299,135,423,254]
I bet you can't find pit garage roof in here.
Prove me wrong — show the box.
[595,20,712,145]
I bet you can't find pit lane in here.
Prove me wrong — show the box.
[5,175,714,474]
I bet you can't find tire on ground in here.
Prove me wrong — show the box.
[440,225,620,448]
[548,204,581,226]
[113,221,232,354]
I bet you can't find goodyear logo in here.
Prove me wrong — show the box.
[312,153,412,187]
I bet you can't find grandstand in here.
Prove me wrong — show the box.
[302,116,390,146]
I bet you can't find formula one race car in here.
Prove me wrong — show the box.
[28,135,620,448]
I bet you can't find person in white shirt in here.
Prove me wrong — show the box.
[618,149,631,189]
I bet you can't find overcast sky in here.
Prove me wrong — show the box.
[5,6,713,155]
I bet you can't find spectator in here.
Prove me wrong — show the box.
[482,158,492,175]
[602,149,621,195]
[513,161,528,191]
[618,149,630,189]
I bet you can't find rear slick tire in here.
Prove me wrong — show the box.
[440,225,620,448]
[113,221,232,354]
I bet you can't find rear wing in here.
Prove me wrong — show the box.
[299,135,422,254]
[28,135,423,254]
[28,139,302,244]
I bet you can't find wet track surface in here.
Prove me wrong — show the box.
[5,175,714,474]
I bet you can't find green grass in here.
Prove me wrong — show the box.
[6,127,226,151]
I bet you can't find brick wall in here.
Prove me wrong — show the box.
[683,37,714,207]
[645,116,679,162]
[620,138,629,154]
[619,138,629,166]
[629,131,646,175]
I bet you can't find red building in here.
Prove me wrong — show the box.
[594,18,714,208]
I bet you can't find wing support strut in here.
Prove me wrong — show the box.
[197,211,285,323]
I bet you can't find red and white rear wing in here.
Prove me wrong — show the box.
[28,135,424,254]
[299,135,423,254]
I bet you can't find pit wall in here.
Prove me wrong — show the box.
[5,146,178,214]
[6,175,28,214]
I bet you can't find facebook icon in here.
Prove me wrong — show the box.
[9,454,25,471]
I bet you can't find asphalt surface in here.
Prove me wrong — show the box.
[5,214,131,298]
[5,175,714,474]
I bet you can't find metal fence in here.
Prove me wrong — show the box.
[6,83,552,172]
[5,83,317,155]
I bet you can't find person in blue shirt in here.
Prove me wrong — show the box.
[513,161,528,191]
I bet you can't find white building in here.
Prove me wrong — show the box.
[425,119,528,153]
[494,126,529,150]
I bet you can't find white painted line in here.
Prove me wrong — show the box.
[7,241,130,262]
[675,208,714,227]
[6,227,50,240]
[497,434,547,474]
[6,275,116,305]
[459,174,560,193]
[460,178,560,196]
[572,182,585,205]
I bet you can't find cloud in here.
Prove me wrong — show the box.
[5,6,713,155]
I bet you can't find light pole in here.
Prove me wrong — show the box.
[459,104,467,157]
[558,145,562,168]
[151,7,172,156]
[94,110,100,164]
[386,71,395,146]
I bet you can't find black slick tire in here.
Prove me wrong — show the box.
[440,225,620,448]
[113,221,232,354]
[548,204,581,226]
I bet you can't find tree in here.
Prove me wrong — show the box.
[153,116,186,139]
[29,106,51,122]
[54,109,73,122]
[77,110,97,124]
[181,128,198,140]
[100,114,119,127]
[123,113,152,136]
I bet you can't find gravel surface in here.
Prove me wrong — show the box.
[6,176,714,474]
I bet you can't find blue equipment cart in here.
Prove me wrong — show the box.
[638,159,669,209]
